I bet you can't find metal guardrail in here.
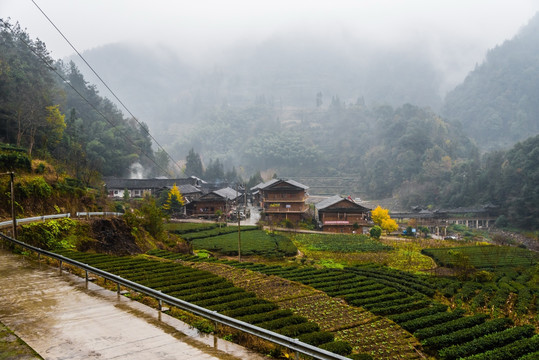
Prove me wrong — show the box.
[0,212,124,229]
[0,232,349,360]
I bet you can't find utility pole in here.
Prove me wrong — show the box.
[236,184,241,262]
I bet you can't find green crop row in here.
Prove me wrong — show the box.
[421,246,538,269]
[164,222,220,234]
[362,295,424,311]
[181,226,258,240]
[399,309,466,333]
[422,318,513,350]
[342,287,397,302]
[387,303,448,323]
[236,309,294,324]
[348,291,407,307]
[462,334,539,360]
[257,315,307,330]
[438,325,535,360]
[413,313,489,340]
[368,299,433,316]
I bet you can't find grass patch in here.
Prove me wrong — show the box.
[0,321,42,359]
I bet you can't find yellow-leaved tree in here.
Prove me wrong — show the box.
[371,205,398,235]
[162,183,185,217]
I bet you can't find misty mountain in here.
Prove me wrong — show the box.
[443,12,539,151]
[72,34,447,140]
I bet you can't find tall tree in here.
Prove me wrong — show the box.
[185,148,203,177]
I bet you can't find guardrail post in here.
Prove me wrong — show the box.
[59,260,62,272]
[85,270,88,281]
[117,282,121,294]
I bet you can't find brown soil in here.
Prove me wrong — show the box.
[79,218,141,256]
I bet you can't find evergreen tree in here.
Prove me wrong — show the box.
[185,148,203,177]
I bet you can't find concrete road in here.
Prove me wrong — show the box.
[0,249,264,360]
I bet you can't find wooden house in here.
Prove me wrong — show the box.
[188,187,242,218]
[258,179,309,224]
[315,195,371,233]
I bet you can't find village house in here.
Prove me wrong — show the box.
[187,187,242,218]
[104,177,203,202]
[315,195,371,234]
[257,179,309,224]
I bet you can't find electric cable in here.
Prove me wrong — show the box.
[3,19,173,178]
[30,0,185,176]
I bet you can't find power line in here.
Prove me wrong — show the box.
[30,0,185,177]
[4,19,172,178]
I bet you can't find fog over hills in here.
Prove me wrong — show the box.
[443,12,539,150]
[73,31,460,137]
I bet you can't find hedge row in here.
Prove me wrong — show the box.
[438,325,535,360]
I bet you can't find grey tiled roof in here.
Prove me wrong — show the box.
[257,179,309,190]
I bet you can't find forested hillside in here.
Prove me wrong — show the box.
[0,20,158,182]
[443,12,539,151]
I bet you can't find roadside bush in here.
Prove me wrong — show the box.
[19,218,76,250]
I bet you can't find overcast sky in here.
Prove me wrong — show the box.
[2,0,539,87]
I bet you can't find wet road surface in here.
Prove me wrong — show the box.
[0,248,264,360]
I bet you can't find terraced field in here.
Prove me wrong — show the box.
[148,249,539,359]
